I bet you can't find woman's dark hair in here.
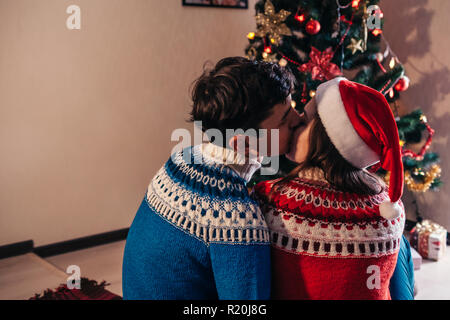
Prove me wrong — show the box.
[272,115,386,196]
[189,56,296,140]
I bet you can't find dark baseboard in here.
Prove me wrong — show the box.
[33,228,129,258]
[0,240,34,260]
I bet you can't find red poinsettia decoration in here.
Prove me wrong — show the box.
[299,47,342,81]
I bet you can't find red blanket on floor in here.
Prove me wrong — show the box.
[29,277,122,300]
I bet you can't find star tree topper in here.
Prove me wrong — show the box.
[255,0,292,46]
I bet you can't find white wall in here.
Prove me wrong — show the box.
[0,0,258,246]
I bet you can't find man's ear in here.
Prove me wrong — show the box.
[228,135,243,152]
[228,135,259,159]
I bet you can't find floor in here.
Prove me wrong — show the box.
[0,240,448,300]
[414,246,450,299]
[0,253,69,300]
[0,241,125,300]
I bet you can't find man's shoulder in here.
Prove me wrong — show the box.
[158,145,252,199]
[143,147,269,245]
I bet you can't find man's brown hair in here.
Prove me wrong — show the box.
[189,56,296,142]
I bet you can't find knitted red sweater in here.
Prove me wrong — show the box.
[254,168,405,300]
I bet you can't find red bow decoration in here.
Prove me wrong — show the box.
[299,47,342,81]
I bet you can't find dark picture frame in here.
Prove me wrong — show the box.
[182,0,248,9]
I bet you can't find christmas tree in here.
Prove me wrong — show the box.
[244,0,442,221]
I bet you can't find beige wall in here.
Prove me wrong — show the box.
[382,0,450,230]
[1,0,449,248]
[0,0,257,246]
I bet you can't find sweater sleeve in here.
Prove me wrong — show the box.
[209,241,271,300]
[389,235,415,300]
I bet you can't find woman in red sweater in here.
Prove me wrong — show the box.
[255,77,406,300]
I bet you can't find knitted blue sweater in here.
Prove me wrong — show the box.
[122,143,271,299]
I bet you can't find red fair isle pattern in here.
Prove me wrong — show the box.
[254,169,405,258]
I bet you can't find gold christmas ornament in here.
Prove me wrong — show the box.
[246,47,258,60]
[399,140,405,147]
[420,114,428,123]
[347,38,364,55]
[255,0,292,46]
[262,51,278,63]
[309,90,316,98]
[247,32,256,40]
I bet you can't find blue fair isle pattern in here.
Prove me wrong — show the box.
[145,145,270,245]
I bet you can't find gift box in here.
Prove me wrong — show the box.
[409,219,447,261]
[410,246,422,270]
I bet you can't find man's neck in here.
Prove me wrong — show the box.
[200,143,263,182]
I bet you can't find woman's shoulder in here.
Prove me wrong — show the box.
[257,172,393,222]
[254,179,277,197]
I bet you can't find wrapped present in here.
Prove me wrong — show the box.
[410,247,422,270]
[410,219,447,261]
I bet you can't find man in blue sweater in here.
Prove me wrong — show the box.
[122,56,415,300]
[122,57,303,299]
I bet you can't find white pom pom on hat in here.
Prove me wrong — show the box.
[315,77,404,220]
[379,201,403,220]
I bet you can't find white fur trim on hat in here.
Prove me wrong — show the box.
[316,77,380,169]
[379,200,402,220]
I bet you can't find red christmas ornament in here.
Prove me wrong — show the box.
[394,76,410,92]
[299,47,342,81]
[305,19,321,35]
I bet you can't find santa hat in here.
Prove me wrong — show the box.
[315,77,404,220]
